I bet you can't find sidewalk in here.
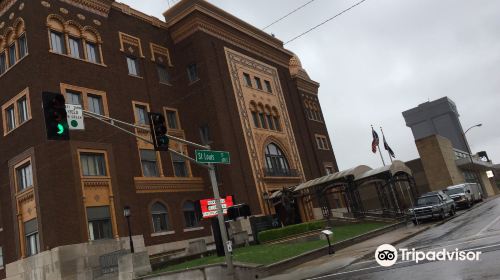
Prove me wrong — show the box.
[262,223,430,280]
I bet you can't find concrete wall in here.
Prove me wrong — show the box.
[5,238,148,280]
[416,135,465,191]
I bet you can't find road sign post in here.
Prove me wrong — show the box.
[208,163,234,277]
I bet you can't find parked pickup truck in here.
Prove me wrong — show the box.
[409,191,456,225]
[444,183,483,208]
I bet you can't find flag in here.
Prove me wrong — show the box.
[371,128,379,153]
[383,135,396,158]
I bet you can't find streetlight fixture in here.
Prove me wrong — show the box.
[462,123,483,191]
[123,206,134,253]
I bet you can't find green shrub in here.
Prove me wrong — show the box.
[258,220,326,243]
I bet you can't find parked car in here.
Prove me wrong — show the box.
[409,191,456,225]
[443,183,483,208]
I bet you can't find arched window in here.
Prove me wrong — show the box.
[257,104,267,129]
[249,102,260,128]
[264,143,291,177]
[151,202,170,233]
[183,201,200,228]
[272,107,281,131]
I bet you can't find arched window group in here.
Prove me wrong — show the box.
[0,18,28,75]
[305,100,323,122]
[150,200,201,233]
[249,102,281,131]
[47,15,103,64]
[264,143,293,177]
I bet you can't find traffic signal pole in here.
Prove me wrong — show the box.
[82,110,235,278]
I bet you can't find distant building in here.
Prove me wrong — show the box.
[402,97,498,197]
[402,97,468,152]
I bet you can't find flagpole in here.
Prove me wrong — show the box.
[372,125,386,166]
[380,126,393,164]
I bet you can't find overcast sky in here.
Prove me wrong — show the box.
[120,0,500,170]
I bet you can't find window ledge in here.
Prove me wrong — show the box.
[252,127,283,133]
[183,226,204,232]
[128,74,144,79]
[188,78,200,86]
[309,118,324,123]
[159,82,173,86]
[3,119,32,137]
[0,54,29,79]
[151,230,175,237]
[49,51,107,67]
[244,85,273,95]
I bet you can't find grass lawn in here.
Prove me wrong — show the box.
[154,222,387,273]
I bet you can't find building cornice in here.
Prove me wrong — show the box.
[165,0,294,66]
[111,2,168,29]
[59,0,113,18]
[0,0,17,18]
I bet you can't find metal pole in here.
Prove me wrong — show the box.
[462,125,485,195]
[380,127,393,164]
[127,216,134,253]
[377,143,386,166]
[208,164,234,277]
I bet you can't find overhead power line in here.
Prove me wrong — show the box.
[285,0,368,45]
[263,0,317,30]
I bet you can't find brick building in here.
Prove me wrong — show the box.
[0,0,337,277]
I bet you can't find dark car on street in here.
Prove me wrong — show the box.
[409,191,456,225]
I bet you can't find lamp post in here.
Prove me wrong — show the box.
[123,206,134,253]
[462,124,483,189]
[262,192,271,215]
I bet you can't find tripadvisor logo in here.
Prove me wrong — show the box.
[375,244,482,267]
[375,244,398,267]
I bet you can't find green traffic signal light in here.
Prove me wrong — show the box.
[57,123,65,135]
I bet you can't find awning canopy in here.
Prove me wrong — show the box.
[293,165,372,192]
[356,160,412,182]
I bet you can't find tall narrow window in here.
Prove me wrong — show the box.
[17,97,28,124]
[140,149,159,177]
[254,77,263,90]
[50,31,66,54]
[273,116,281,131]
[266,114,275,130]
[25,219,39,256]
[18,34,28,59]
[258,112,267,129]
[85,42,100,64]
[251,111,260,128]
[87,206,113,240]
[199,124,211,145]
[157,64,170,84]
[187,63,198,82]
[0,246,3,267]
[151,202,170,233]
[16,162,33,191]
[88,94,103,115]
[66,90,82,106]
[68,37,82,59]
[165,110,178,129]
[264,80,272,93]
[6,106,15,132]
[243,73,252,87]
[80,153,106,176]
[126,56,140,76]
[172,154,188,177]
[183,201,200,228]
[0,51,6,74]
[135,105,149,125]
[8,43,16,66]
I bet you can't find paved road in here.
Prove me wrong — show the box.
[308,196,500,280]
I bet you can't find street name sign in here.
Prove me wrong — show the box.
[195,150,230,164]
[65,104,84,130]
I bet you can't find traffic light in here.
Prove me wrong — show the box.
[42,92,69,140]
[148,112,169,151]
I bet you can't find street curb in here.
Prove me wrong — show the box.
[325,198,494,274]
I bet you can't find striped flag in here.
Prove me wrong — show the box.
[383,135,396,158]
[371,128,379,153]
